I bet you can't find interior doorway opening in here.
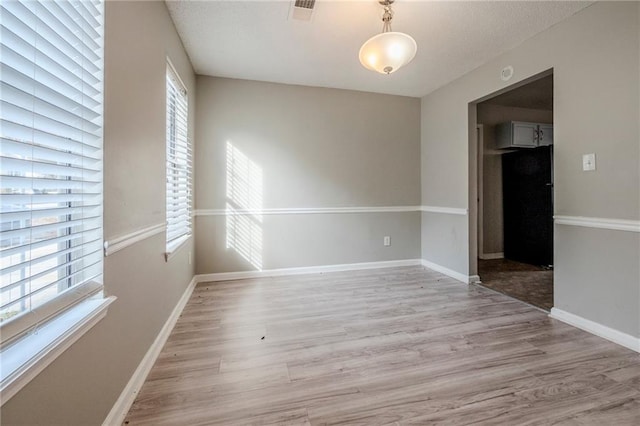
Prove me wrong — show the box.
[471,71,554,311]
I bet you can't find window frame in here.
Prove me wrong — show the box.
[164,60,192,260]
[0,0,113,403]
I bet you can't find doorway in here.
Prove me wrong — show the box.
[472,72,554,311]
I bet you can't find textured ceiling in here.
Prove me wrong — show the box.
[165,1,592,98]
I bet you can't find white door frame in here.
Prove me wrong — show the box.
[468,69,555,288]
[477,124,484,260]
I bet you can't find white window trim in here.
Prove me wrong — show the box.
[0,0,109,404]
[165,58,192,256]
[164,234,191,262]
[0,294,115,404]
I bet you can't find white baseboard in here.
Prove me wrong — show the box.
[549,308,639,353]
[479,252,504,260]
[468,275,481,283]
[420,259,476,284]
[196,259,423,283]
[102,275,198,426]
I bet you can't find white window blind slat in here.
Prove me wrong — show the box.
[77,0,102,27]
[1,119,102,153]
[1,253,103,312]
[39,1,100,52]
[0,240,101,288]
[0,83,100,129]
[166,183,190,193]
[0,103,100,149]
[1,65,101,120]
[0,97,100,134]
[167,209,191,219]
[1,155,101,178]
[0,0,104,339]
[0,138,102,166]
[2,243,103,287]
[0,176,99,192]
[2,189,100,203]
[165,62,191,249]
[1,232,102,266]
[1,5,100,87]
[11,1,101,74]
[1,227,102,260]
[167,150,190,159]
[167,200,191,211]
[1,214,101,238]
[165,197,190,205]
[167,104,188,118]
[167,208,192,217]
[1,204,102,223]
[0,230,103,257]
[0,37,100,104]
[167,205,192,212]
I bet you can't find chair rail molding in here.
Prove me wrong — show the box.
[103,223,167,256]
[194,205,469,216]
[420,205,468,215]
[554,216,640,233]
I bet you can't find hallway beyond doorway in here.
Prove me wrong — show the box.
[478,259,553,311]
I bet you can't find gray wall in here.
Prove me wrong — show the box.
[1,2,196,424]
[195,77,421,274]
[421,2,639,336]
[555,226,639,336]
[477,104,553,255]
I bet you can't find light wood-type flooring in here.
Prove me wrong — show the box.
[124,266,640,425]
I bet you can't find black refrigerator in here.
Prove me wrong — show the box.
[502,146,553,266]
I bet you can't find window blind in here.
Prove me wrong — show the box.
[0,0,104,342]
[165,63,191,249]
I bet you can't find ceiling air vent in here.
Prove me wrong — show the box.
[295,0,315,9]
[289,0,315,22]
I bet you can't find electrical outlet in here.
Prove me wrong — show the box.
[582,153,596,171]
[188,251,192,265]
[383,236,391,246]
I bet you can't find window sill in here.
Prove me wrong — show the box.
[165,234,191,262]
[0,295,116,405]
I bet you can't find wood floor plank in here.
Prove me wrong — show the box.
[124,266,640,425]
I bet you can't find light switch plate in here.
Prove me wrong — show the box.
[582,153,596,171]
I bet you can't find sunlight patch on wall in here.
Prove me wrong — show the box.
[226,142,263,270]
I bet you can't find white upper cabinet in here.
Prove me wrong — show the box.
[496,121,553,149]
[538,124,554,146]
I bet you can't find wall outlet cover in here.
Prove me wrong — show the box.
[582,153,596,171]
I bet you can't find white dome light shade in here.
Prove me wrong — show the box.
[359,31,417,75]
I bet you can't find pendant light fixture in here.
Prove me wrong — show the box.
[359,0,417,75]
